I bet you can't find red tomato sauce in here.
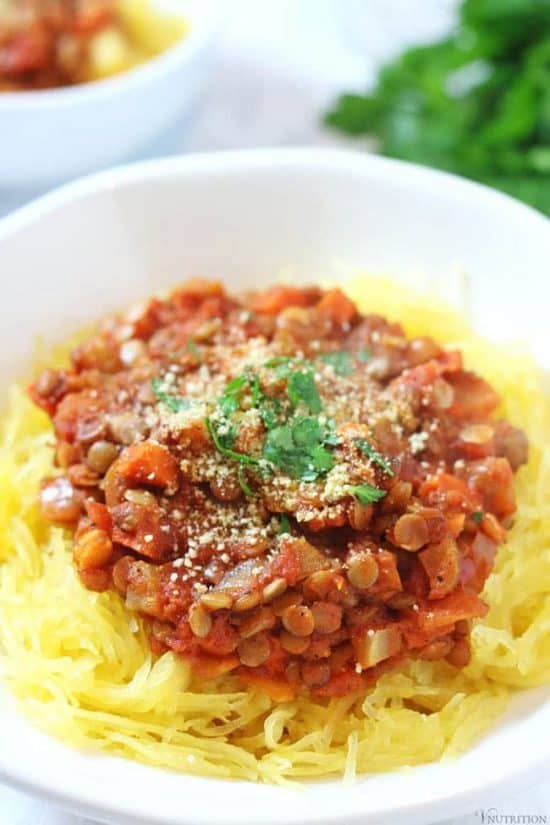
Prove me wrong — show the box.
[30,280,528,699]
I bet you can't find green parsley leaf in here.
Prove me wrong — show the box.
[355,438,394,477]
[279,513,291,535]
[264,356,314,379]
[347,483,387,505]
[186,339,201,359]
[265,355,292,369]
[322,419,342,447]
[319,350,354,376]
[258,395,283,430]
[218,375,247,416]
[358,348,371,362]
[263,416,336,481]
[238,465,254,498]
[205,417,259,466]
[472,510,484,525]
[292,416,322,446]
[248,372,261,407]
[151,378,193,413]
[287,371,322,413]
[310,444,335,474]
[264,356,294,379]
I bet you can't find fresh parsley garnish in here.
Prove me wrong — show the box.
[355,438,394,477]
[287,370,322,413]
[265,356,311,378]
[263,415,336,481]
[205,417,259,466]
[258,394,283,430]
[347,483,387,505]
[358,348,371,362]
[472,510,484,525]
[238,465,255,498]
[151,377,193,413]
[318,350,354,376]
[265,357,323,413]
[278,513,291,535]
[264,355,293,373]
[206,362,339,490]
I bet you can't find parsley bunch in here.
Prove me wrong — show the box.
[325,0,550,215]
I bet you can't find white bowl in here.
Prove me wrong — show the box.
[0,0,218,187]
[0,149,548,825]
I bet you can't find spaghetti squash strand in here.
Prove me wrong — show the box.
[0,277,549,782]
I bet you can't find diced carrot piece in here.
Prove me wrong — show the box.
[178,278,224,299]
[467,457,516,518]
[415,590,488,633]
[250,286,318,314]
[438,350,463,373]
[104,442,180,506]
[447,372,500,419]
[315,289,358,325]
[369,550,402,595]
[269,536,329,586]
[239,672,296,702]
[192,655,239,679]
[399,360,441,390]
[420,473,468,498]
[419,537,460,599]
[84,500,113,532]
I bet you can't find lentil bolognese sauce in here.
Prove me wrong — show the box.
[30,280,528,701]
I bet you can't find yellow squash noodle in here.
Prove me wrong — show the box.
[0,278,549,784]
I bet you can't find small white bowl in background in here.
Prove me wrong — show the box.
[0,0,219,188]
[0,149,548,825]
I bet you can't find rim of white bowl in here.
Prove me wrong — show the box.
[0,0,220,110]
[0,147,548,239]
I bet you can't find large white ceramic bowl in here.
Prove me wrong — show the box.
[0,149,548,825]
[0,0,218,187]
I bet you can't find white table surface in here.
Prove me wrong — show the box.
[1,1,548,822]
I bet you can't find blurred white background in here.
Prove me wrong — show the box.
[0,1,548,823]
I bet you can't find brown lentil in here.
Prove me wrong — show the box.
[262,577,287,603]
[271,589,302,617]
[86,440,119,474]
[200,592,234,611]
[74,528,113,571]
[280,630,310,655]
[393,513,429,551]
[311,601,342,634]
[346,553,379,590]
[188,605,212,638]
[237,633,271,667]
[238,607,276,639]
[233,592,262,613]
[282,605,315,637]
